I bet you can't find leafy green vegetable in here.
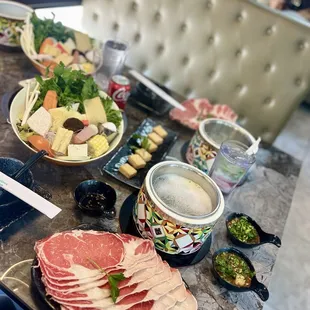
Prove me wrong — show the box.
[87,258,125,303]
[16,119,34,141]
[130,134,150,151]
[101,97,122,128]
[141,137,150,150]
[31,13,74,53]
[132,133,142,140]
[33,63,122,127]
[129,145,139,151]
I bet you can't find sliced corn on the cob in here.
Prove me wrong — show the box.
[88,135,109,158]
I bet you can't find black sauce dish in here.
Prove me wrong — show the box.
[226,213,281,248]
[0,157,34,207]
[212,247,269,301]
[74,180,116,219]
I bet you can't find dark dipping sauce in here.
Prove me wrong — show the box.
[214,252,255,288]
[80,193,106,210]
[228,216,260,244]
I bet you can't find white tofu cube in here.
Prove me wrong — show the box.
[68,144,88,157]
[27,107,52,137]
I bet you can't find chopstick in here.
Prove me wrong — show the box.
[0,172,61,219]
[129,69,186,112]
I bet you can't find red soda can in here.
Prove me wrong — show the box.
[108,75,131,110]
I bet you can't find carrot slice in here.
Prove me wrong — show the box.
[28,135,54,157]
[43,90,58,111]
[39,37,55,54]
[41,60,58,72]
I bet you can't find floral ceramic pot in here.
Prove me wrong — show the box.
[186,118,255,174]
[133,161,224,255]
[0,1,32,47]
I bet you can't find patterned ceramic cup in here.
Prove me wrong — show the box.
[133,161,224,255]
[186,118,255,174]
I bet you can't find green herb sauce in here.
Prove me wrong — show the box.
[215,252,255,287]
[228,216,260,244]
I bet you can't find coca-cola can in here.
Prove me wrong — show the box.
[108,75,131,110]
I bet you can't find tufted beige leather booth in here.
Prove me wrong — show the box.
[82,0,310,143]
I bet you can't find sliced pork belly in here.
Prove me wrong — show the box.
[38,259,105,287]
[35,231,124,280]
[116,235,155,269]
[44,258,167,302]
[119,255,164,289]
[37,233,154,282]
[170,290,198,310]
[152,284,187,310]
[117,262,171,301]
[127,285,189,310]
[127,300,155,310]
[53,268,182,309]
[42,254,160,295]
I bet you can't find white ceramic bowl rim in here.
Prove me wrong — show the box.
[0,1,33,20]
[198,118,255,150]
[9,88,124,165]
[145,161,225,225]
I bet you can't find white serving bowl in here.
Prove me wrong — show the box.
[0,0,33,48]
[19,14,102,76]
[9,88,124,166]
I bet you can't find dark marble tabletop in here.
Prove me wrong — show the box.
[0,51,302,310]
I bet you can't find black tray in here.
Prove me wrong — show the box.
[119,192,212,268]
[128,82,173,116]
[103,118,178,190]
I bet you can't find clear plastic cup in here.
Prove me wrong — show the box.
[208,140,256,194]
[96,40,128,91]
[102,40,128,78]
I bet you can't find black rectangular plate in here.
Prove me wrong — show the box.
[102,118,178,189]
[128,83,172,116]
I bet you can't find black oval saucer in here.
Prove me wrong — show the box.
[119,192,212,268]
[212,247,269,301]
[226,213,281,248]
[180,140,190,163]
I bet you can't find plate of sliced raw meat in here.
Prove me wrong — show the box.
[32,229,197,310]
[169,98,238,130]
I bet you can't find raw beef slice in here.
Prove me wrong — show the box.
[36,231,124,280]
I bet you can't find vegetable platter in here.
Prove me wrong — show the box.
[19,13,102,76]
[9,63,124,166]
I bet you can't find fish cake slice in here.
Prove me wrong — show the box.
[128,154,146,169]
[135,148,152,162]
[119,163,137,179]
[153,125,168,138]
[148,132,163,145]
